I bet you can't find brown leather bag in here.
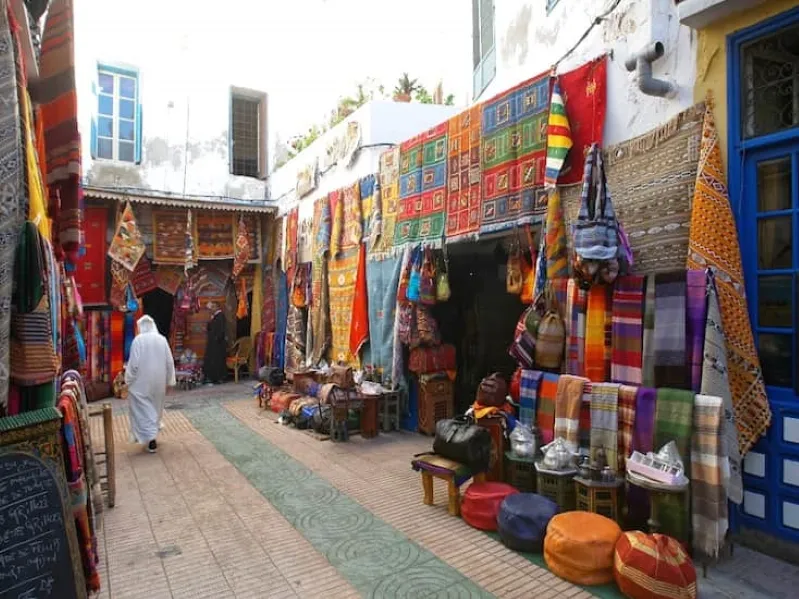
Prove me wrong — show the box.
[329,365,354,389]
[476,373,508,407]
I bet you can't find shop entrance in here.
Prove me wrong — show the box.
[731,10,799,544]
[142,288,174,339]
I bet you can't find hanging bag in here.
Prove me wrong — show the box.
[436,246,451,302]
[419,247,437,305]
[534,284,566,370]
[573,144,618,262]
[506,238,523,294]
[406,247,423,303]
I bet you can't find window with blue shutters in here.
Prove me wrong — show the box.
[92,63,142,164]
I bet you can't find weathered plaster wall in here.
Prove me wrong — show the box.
[270,101,461,262]
[73,0,268,201]
[693,0,798,168]
[489,0,697,145]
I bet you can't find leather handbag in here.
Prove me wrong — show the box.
[476,373,508,407]
[433,417,493,473]
[330,364,354,389]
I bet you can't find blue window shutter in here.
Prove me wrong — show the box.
[135,103,143,164]
[90,80,98,158]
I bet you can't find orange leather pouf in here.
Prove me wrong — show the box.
[614,531,697,599]
[544,511,622,585]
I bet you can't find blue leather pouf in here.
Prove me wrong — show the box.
[497,492,559,552]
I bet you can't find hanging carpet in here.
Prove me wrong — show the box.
[196,212,235,259]
[371,147,400,255]
[75,206,108,306]
[446,105,482,243]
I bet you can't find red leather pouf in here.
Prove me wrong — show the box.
[461,482,519,531]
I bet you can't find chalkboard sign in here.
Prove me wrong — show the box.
[0,453,79,599]
[0,407,86,599]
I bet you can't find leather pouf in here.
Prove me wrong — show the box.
[461,482,519,531]
[614,531,697,599]
[497,493,559,552]
[544,511,622,585]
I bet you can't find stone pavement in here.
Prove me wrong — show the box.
[90,383,799,598]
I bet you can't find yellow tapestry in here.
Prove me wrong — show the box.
[327,246,360,366]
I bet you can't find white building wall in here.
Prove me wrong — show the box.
[270,101,461,262]
[487,0,697,145]
[73,0,268,201]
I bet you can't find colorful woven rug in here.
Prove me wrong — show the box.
[610,275,645,385]
[687,105,770,456]
[196,212,235,259]
[131,255,157,297]
[349,243,369,359]
[396,123,448,244]
[372,147,400,254]
[152,209,197,265]
[310,197,331,364]
[285,207,299,277]
[557,55,608,186]
[155,266,183,295]
[238,214,262,262]
[366,254,403,377]
[110,311,125,381]
[446,106,481,242]
[108,202,146,271]
[328,246,360,365]
[360,174,376,237]
[342,181,363,250]
[76,206,108,306]
[480,72,550,234]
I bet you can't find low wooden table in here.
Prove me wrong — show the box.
[625,471,690,536]
[575,476,624,523]
[411,454,486,516]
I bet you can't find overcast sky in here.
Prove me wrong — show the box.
[76,0,473,139]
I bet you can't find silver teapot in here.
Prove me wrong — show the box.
[540,438,577,471]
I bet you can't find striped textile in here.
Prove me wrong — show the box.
[629,387,657,525]
[654,272,689,389]
[568,283,588,376]
[691,394,728,558]
[585,285,611,382]
[519,369,544,427]
[614,531,698,599]
[38,0,83,263]
[641,274,656,387]
[544,80,573,188]
[610,275,645,385]
[579,383,592,453]
[686,269,708,393]
[654,388,695,542]
[544,190,569,280]
[590,383,620,471]
[617,385,638,472]
[554,374,586,451]
[537,373,560,445]
[110,311,125,382]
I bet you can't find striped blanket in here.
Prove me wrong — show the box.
[519,369,544,427]
[617,385,637,473]
[610,275,645,385]
[537,373,560,445]
[585,285,611,382]
[641,274,656,387]
[590,383,620,471]
[654,272,689,389]
[554,374,586,451]
[686,269,708,392]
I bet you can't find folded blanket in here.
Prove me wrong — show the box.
[537,374,560,445]
[554,374,587,451]
[590,383,620,472]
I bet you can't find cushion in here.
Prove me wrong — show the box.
[271,391,301,413]
[461,482,519,531]
[544,511,622,586]
[497,493,559,552]
[614,532,697,599]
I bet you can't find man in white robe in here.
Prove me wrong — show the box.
[125,315,176,453]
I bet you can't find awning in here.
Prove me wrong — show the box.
[83,186,277,214]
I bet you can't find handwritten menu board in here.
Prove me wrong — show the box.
[0,453,79,599]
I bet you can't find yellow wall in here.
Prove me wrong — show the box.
[694,0,798,168]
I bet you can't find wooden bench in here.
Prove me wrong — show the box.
[411,453,486,517]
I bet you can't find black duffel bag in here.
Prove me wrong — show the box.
[432,416,492,473]
[258,366,285,386]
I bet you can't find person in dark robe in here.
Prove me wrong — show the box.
[202,302,227,384]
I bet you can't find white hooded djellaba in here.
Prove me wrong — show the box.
[125,315,176,445]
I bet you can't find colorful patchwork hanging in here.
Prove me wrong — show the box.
[544,79,573,188]
[446,105,481,242]
[232,214,250,278]
[372,148,400,254]
[108,202,146,271]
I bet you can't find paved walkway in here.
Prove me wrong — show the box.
[91,384,799,598]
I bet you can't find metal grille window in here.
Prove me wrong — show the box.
[231,95,261,177]
[742,23,799,139]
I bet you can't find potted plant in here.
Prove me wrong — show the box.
[393,73,418,102]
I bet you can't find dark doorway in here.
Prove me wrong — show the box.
[142,288,174,338]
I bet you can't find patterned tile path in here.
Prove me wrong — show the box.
[184,404,494,599]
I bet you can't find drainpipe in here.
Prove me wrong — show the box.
[624,41,675,98]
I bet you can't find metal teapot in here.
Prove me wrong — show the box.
[540,438,576,471]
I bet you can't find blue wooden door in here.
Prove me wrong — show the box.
[729,8,799,542]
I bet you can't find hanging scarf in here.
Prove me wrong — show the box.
[702,270,743,505]
[686,269,708,393]
[654,271,689,389]
[519,370,544,427]
[544,190,568,279]
[391,246,412,386]
[544,79,574,187]
[629,387,657,525]
[349,242,369,358]
[610,275,645,385]
[585,285,610,382]
[617,385,637,473]
[641,274,657,387]
[567,281,588,376]
[590,382,620,471]
[536,373,560,445]
[553,374,585,451]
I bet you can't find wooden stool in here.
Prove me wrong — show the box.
[575,476,624,524]
[88,403,116,508]
[379,390,401,432]
[411,454,486,516]
[535,464,577,512]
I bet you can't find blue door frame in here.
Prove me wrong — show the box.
[727,5,799,543]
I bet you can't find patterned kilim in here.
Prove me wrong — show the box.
[152,209,197,265]
[328,246,359,365]
[196,212,235,260]
[131,255,157,296]
[396,124,448,244]
[76,206,108,306]
[285,207,299,280]
[310,196,331,364]
[238,214,262,262]
[562,103,705,275]
[360,174,376,237]
[556,55,607,186]
[342,181,363,250]
[372,147,400,255]
[686,105,771,456]
[446,105,481,242]
[480,72,550,234]
[155,266,183,295]
[108,202,146,271]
